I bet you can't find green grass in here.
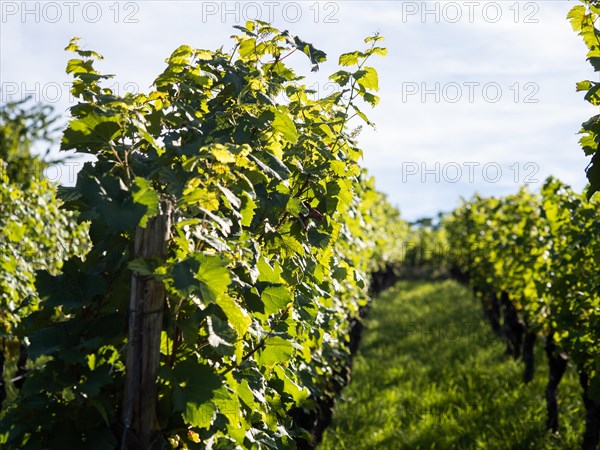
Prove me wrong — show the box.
[320,280,584,450]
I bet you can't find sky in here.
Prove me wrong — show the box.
[0,0,596,220]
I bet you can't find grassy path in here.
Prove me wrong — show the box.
[320,280,584,450]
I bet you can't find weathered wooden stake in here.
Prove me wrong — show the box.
[122,199,172,450]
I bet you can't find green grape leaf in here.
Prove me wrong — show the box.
[353,67,379,91]
[261,285,292,315]
[173,360,222,427]
[256,336,294,366]
[61,114,121,152]
[132,177,159,228]
[272,110,298,144]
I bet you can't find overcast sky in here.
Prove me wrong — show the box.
[1,1,595,220]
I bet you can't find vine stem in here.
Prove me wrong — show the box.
[329,39,377,155]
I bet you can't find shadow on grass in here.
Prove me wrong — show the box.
[320,280,584,450]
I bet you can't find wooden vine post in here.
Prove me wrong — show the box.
[122,199,173,449]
